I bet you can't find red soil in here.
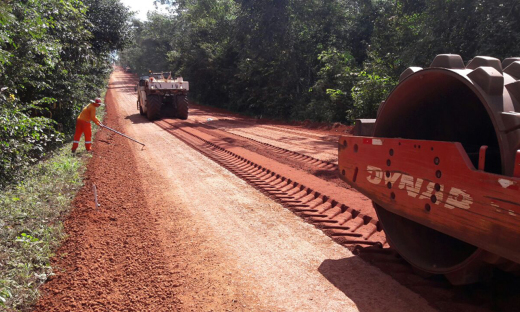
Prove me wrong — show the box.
[35,68,494,312]
[33,95,183,311]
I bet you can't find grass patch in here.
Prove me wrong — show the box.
[0,102,105,311]
[0,147,91,311]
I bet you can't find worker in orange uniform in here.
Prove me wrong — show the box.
[72,98,104,153]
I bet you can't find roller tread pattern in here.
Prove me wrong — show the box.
[148,116,520,311]
[192,122,338,170]
[154,119,387,250]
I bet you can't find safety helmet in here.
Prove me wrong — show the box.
[90,98,104,106]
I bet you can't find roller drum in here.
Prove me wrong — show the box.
[373,54,520,284]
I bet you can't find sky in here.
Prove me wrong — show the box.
[120,0,170,21]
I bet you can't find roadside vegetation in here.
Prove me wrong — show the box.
[120,0,520,124]
[0,98,104,310]
[0,0,128,310]
[0,147,90,311]
[0,0,131,187]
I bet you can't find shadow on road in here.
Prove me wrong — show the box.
[125,113,149,124]
[319,254,520,312]
[108,86,136,93]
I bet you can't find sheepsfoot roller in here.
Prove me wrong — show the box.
[339,54,520,285]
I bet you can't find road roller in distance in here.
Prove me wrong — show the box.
[136,72,189,121]
[338,54,520,284]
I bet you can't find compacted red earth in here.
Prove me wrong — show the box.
[31,71,414,312]
[37,68,510,312]
[33,101,183,311]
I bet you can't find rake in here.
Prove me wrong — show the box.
[101,124,145,148]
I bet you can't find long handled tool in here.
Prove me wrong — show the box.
[101,124,145,148]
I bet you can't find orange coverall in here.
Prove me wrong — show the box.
[72,103,101,152]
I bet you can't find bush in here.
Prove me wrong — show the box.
[0,92,62,188]
[349,71,396,121]
[0,0,130,189]
[0,146,86,311]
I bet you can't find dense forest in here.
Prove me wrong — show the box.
[1,0,520,186]
[120,0,520,123]
[0,0,131,186]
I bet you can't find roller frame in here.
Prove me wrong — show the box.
[338,135,520,268]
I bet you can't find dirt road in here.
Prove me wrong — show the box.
[34,69,439,311]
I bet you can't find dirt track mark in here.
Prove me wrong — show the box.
[154,119,387,249]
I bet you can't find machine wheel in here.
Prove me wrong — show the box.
[176,94,188,120]
[138,100,145,115]
[146,95,162,121]
[373,204,492,284]
[372,54,520,284]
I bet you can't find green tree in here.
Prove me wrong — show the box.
[119,0,520,125]
[0,0,132,187]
